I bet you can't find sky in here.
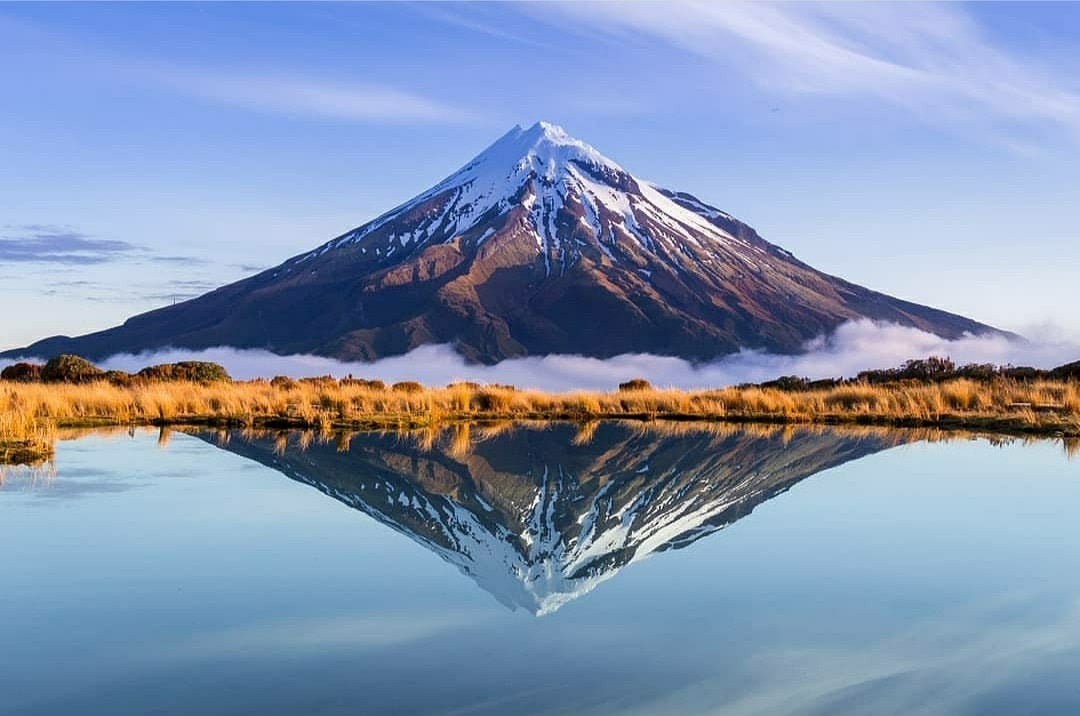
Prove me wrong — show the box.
[2,1,1080,354]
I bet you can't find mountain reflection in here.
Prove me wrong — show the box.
[201,422,913,615]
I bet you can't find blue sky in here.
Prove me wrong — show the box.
[2,2,1079,351]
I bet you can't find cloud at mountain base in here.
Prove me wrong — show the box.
[5,321,1076,391]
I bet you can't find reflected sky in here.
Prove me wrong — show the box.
[1,427,1079,715]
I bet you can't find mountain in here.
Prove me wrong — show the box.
[7,121,1001,363]
[200,422,911,614]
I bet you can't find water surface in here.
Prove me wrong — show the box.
[2,424,1079,715]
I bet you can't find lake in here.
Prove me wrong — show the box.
[2,423,1079,715]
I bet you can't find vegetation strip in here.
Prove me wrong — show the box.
[3,355,1079,464]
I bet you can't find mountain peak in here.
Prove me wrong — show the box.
[523,119,571,139]
[473,120,622,182]
[504,120,582,146]
[306,119,655,266]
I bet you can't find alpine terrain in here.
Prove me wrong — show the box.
[8,121,1000,363]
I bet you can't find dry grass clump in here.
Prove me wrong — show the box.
[0,396,57,464]
[1,376,1079,463]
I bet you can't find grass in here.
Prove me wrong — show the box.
[1,377,1079,464]
[0,404,57,464]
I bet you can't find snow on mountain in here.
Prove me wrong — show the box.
[296,121,745,277]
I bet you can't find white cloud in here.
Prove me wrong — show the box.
[5,321,1076,391]
[159,69,476,124]
[543,2,1080,144]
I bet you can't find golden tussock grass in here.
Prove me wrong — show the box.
[2,377,1079,463]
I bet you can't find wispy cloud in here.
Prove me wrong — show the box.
[0,225,136,265]
[0,11,477,126]
[413,4,556,50]
[543,2,1080,144]
[138,278,225,304]
[0,223,211,268]
[146,255,209,266]
[160,68,477,124]
[36,276,230,306]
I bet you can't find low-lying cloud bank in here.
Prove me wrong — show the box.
[4,321,1078,392]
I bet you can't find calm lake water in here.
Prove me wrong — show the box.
[2,423,1079,716]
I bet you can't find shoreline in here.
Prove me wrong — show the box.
[3,377,1078,464]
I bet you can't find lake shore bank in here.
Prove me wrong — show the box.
[3,377,1078,464]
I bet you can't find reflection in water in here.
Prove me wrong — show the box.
[6,424,1080,716]
[200,422,917,614]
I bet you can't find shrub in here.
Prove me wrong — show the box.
[137,361,230,383]
[1,362,42,383]
[298,375,336,388]
[858,357,958,385]
[447,381,481,390]
[341,377,386,390]
[955,363,1000,381]
[104,370,134,387]
[900,357,956,382]
[178,361,230,382]
[391,381,424,394]
[41,355,104,384]
[270,375,298,390]
[618,378,653,392]
[1050,360,1080,381]
[1001,365,1046,382]
[760,376,809,391]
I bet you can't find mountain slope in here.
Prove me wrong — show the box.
[7,121,1001,363]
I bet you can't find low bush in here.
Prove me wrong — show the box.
[41,355,104,384]
[1001,366,1046,381]
[857,357,957,384]
[341,377,386,390]
[1,362,42,383]
[760,376,809,391]
[954,363,1000,381]
[1050,361,1080,381]
[618,378,653,392]
[137,361,230,383]
[104,370,134,387]
[298,376,337,388]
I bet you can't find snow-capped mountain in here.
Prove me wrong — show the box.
[8,121,1000,363]
[294,121,759,278]
[206,423,907,614]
